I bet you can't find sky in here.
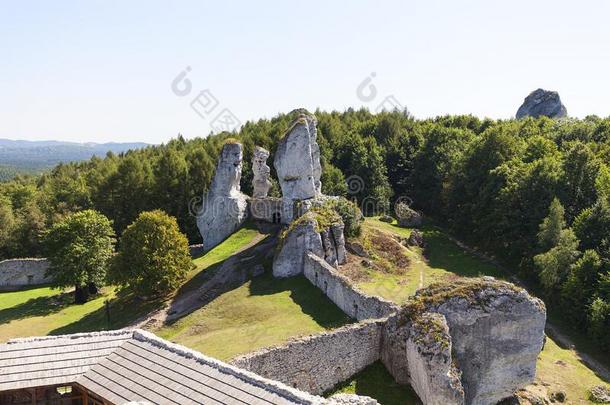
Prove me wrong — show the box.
[0,0,609,144]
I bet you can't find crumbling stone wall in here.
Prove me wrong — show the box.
[250,197,283,223]
[231,320,385,395]
[304,253,398,321]
[0,259,51,288]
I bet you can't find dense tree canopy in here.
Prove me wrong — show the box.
[1,109,609,348]
[43,210,115,303]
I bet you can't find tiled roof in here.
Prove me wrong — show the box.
[0,330,132,391]
[0,330,319,405]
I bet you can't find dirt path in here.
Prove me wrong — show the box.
[443,232,610,382]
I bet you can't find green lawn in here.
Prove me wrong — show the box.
[355,218,503,304]
[0,286,116,342]
[535,338,608,405]
[326,361,420,405]
[0,225,264,342]
[157,272,352,361]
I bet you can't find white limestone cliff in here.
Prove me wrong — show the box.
[273,111,322,224]
[197,141,249,251]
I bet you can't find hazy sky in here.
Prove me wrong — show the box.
[1,0,609,144]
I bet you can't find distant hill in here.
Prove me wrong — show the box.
[0,139,149,180]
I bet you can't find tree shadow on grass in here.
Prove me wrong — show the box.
[421,225,504,279]
[248,269,352,330]
[325,361,421,405]
[49,289,164,335]
[0,290,73,324]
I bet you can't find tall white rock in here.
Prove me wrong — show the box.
[252,146,272,198]
[197,142,248,251]
[274,111,322,224]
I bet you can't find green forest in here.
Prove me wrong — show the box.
[1,109,609,350]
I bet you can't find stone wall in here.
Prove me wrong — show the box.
[303,253,399,321]
[0,258,51,288]
[250,197,283,223]
[189,244,205,258]
[231,320,385,395]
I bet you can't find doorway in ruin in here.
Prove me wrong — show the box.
[272,212,281,224]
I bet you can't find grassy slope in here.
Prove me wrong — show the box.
[359,217,609,404]
[157,272,352,361]
[0,226,263,342]
[356,218,504,304]
[325,361,420,405]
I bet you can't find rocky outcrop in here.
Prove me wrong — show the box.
[406,313,464,404]
[395,203,423,228]
[252,146,272,198]
[273,216,324,278]
[516,89,567,119]
[272,209,347,278]
[197,141,249,251]
[274,111,322,224]
[382,277,546,405]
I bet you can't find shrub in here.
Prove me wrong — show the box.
[330,197,363,237]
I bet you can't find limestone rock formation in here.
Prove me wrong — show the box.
[273,216,324,278]
[273,210,347,278]
[274,111,322,223]
[252,146,272,198]
[197,141,248,251]
[382,277,546,405]
[406,313,465,404]
[516,89,567,119]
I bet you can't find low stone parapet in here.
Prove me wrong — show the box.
[303,252,399,321]
[232,319,385,395]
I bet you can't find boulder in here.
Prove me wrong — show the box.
[274,110,322,223]
[395,202,423,228]
[197,142,249,251]
[273,216,324,278]
[252,146,272,198]
[273,211,347,278]
[382,277,546,405]
[516,89,567,119]
[407,230,425,248]
[589,385,610,403]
